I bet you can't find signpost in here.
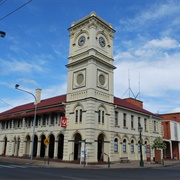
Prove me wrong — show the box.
[79,139,92,167]
[44,138,49,165]
[44,138,49,146]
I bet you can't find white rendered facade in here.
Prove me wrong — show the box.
[0,12,162,163]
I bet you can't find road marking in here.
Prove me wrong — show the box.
[10,165,27,168]
[61,176,87,180]
[0,165,15,168]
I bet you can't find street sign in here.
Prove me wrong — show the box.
[79,140,85,143]
[85,142,92,145]
[44,138,49,146]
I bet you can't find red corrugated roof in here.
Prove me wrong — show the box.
[0,94,157,120]
[114,96,155,116]
[0,95,66,119]
[24,107,64,117]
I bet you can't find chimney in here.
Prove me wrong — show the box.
[35,88,42,104]
[124,98,143,108]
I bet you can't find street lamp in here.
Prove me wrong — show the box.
[15,84,37,163]
[0,31,6,38]
[138,123,144,167]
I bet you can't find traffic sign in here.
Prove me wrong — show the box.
[44,138,49,146]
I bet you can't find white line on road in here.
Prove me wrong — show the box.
[61,175,87,180]
[10,165,28,168]
[0,165,15,168]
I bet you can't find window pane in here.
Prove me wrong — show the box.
[115,111,118,126]
[123,114,126,127]
[114,138,118,152]
[80,109,82,123]
[75,110,78,123]
[123,139,126,152]
[131,140,134,152]
[102,111,104,124]
[98,110,101,123]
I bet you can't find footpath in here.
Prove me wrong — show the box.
[0,156,180,169]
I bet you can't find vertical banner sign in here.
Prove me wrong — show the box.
[61,117,67,128]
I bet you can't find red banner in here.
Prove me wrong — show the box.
[61,117,67,128]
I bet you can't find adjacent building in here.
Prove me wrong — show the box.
[0,12,162,163]
[160,113,180,160]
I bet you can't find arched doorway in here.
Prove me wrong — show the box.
[40,135,46,158]
[25,135,31,156]
[48,134,55,158]
[3,137,7,156]
[33,135,38,157]
[74,133,82,160]
[57,134,64,159]
[97,134,104,161]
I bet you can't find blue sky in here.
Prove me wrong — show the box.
[0,0,180,114]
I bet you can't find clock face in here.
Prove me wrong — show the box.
[78,36,85,46]
[99,36,106,47]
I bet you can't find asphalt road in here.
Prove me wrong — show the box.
[0,162,180,180]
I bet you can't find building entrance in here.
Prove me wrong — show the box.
[58,134,64,159]
[97,134,104,161]
[74,133,82,160]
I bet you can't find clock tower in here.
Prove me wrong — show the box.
[64,12,116,162]
[67,11,116,102]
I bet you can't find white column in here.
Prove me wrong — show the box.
[169,141,173,159]
[37,141,41,157]
[14,140,18,156]
[45,145,49,158]
[29,141,32,157]
[54,140,58,159]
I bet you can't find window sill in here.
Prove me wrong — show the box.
[123,127,128,129]
[115,125,120,128]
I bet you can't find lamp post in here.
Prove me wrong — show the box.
[0,31,6,38]
[138,123,144,167]
[15,84,37,163]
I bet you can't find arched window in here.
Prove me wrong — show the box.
[144,141,147,152]
[114,138,118,152]
[130,139,134,153]
[123,139,127,152]
[138,140,140,152]
[98,107,105,124]
[75,106,83,123]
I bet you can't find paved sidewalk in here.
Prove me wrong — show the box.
[0,156,180,169]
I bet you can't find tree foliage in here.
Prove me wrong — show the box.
[152,137,166,150]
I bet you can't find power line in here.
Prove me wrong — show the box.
[0,98,14,108]
[0,0,32,21]
[0,0,7,6]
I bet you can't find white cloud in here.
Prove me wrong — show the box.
[114,51,180,113]
[0,58,45,75]
[0,83,67,113]
[119,1,180,32]
[143,37,179,49]
[114,52,134,60]
[16,78,38,86]
[41,83,67,100]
